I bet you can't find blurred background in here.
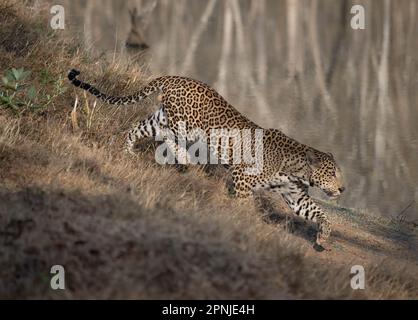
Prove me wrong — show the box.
[33,0,417,219]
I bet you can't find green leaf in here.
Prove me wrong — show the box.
[2,76,8,85]
[40,69,51,85]
[22,69,31,80]
[27,86,37,101]
[0,95,10,104]
[5,69,15,82]
[11,68,21,81]
[11,68,31,81]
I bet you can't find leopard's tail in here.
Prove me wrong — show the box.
[67,69,161,105]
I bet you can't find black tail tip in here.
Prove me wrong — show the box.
[68,69,80,81]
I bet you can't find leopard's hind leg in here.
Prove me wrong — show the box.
[125,105,168,154]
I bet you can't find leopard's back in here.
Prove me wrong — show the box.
[156,76,259,133]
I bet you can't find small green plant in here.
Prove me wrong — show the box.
[0,67,67,113]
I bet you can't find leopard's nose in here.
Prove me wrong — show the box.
[338,187,345,193]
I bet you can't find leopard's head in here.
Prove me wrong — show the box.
[306,149,345,198]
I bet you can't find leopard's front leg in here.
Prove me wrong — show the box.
[290,195,331,246]
[315,214,331,246]
[257,174,332,248]
[281,184,332,247]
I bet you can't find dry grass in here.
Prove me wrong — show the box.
[0,1,417,299]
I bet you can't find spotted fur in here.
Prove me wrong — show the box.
[68,69,345,247]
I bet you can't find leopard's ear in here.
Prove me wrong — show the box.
[306,150,321,169]
[327,152,334,159]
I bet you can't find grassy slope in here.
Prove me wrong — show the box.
[0,2,417,299]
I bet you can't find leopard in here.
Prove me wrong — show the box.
[68,69,345,249]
